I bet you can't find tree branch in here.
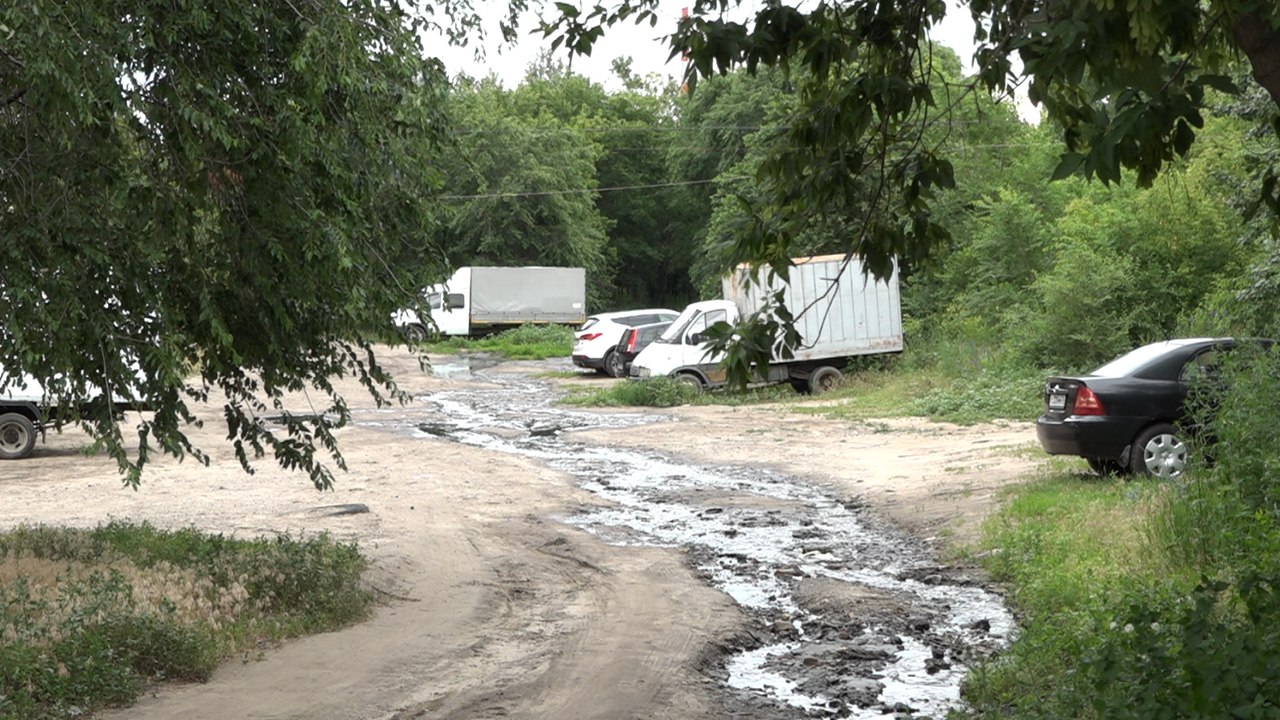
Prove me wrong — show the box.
[2,87,26,108]
[1233,10,1280,109]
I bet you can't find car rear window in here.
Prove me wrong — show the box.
[579,318,599,331]
[1092,341,1191,378]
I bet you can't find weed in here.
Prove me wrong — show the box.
[421,324,573,360]
[0,522,372,719]
[565,377,701,407]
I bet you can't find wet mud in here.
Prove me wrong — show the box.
[381,359,1015,719]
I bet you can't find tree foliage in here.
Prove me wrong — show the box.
[0,0,451,487]
[542,0,1280,383]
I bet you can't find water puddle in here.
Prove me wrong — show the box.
[376,365,1014,718]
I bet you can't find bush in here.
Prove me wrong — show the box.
[424,323,573,360]
[907,361,1045,423]
[0,522,372,718]
[568,377,702,407]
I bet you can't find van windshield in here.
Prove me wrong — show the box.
[658,306,701,343]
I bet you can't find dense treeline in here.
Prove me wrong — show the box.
[437,49,1275,374]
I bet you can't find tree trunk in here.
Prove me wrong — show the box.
[1233,10,1280,109]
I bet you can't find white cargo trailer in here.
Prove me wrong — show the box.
[394,266,587,339]
[630,254,903,392]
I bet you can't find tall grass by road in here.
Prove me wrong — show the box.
[964,349,1280,717]
[419,324,573,360]
[0,522,372,719]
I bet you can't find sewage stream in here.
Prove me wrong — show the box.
[387,360,1014,718]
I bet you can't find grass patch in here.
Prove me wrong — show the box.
[561,377,798,408]
[792,363,1045,425]
[422,324,573,360]
[0,522,372,719]
[962,470,1199,717]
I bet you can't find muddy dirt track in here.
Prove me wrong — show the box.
[0,348,1046,720]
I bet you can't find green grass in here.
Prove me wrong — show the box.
[710,362,1045,425]
[0,522,372,719]
[561,361,1042,422]
[561,376,798,408]
[961,469,1203,717]
[421,324,573,360]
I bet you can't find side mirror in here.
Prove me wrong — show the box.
[686,332,705,345]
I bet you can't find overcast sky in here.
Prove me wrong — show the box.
[430,1,984,92]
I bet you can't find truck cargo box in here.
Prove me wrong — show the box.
[469,267,587,326]
[722,254,903,362]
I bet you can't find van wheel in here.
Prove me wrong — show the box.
[403,324,429,344]
[0,413,37,460]
[674,373,703,392]
[808,366,843,395]
[605,350,627,378]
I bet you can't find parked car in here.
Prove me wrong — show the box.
[1035,337,1272,479]
[572,309,679,376]
[609,321,673,379]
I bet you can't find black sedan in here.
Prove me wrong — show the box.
[1036,337,1270,479]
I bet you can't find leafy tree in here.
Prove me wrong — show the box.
[0,1,452,487]
[436,75,612,305]
[543,0,1280,380]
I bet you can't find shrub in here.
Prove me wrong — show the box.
[0,523,372,718]
[569,377,702,407]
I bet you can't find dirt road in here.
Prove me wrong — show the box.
[0,348,1045,719]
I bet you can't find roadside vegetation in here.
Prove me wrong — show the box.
[420,324,574,361]
[963,355,1280,717]
[0,522,372,719]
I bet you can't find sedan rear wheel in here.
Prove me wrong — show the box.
[1131,423,1187,479]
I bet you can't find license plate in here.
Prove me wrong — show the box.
[1048,393,1067,410]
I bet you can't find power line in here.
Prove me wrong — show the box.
[438,176,745,201]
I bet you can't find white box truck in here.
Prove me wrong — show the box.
[629,254,903,392]
[1,371,47,459]
[394,266,587,340]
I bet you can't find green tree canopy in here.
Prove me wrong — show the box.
[1,0,452,487]
[543,0,1280,381]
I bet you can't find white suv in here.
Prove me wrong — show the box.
[572,309,679,376]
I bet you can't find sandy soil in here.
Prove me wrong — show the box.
[0,347,1046,719]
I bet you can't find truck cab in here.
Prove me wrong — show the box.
[629,300,735,388]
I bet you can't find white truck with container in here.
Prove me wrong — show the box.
[2,367,150,460]
[394,266,587,340]
[629,254,903,392]
[1,371,46,459]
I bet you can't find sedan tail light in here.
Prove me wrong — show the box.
[1073,386,1106,416]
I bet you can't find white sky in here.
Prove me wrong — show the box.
[429,1,985,92]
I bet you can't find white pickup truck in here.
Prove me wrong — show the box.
[630,254,903,393]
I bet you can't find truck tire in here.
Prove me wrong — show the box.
[0,413,37,460]
[808,366,843,395]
